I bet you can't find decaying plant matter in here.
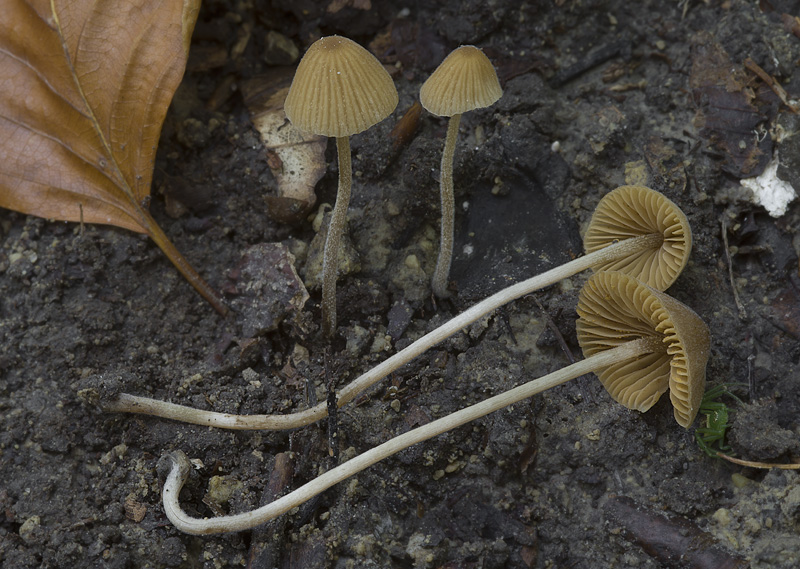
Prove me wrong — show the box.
[604,495,750,569]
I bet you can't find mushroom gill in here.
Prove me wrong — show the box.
[583,185,692,292]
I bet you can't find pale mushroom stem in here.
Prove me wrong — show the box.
[321,136,353,338]
[431,113,462,298]
[103,232,663,430]
[160,336,664,535]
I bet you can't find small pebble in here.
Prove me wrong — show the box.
[404,255,420,270]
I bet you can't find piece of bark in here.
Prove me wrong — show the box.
[604,495,750,569]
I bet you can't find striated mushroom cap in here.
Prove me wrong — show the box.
[576,271,710,428]
[284,36,398,138]
[583,186,692,291]
[420,45,503,117]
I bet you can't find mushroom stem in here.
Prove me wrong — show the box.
[160,336,664,535]
[431,113,462,298]
[321,136,353,338]
[103,232,664,430]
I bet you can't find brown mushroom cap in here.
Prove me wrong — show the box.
[583,186,692,291]
[576,271,710,428]
[419,46,503,117]
[284,36,398,137]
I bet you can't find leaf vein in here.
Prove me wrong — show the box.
[0,111,123,192]
[0,47,93,121]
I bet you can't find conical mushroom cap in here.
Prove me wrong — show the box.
[420,45,503,117]
[576,271,710,428]
[583,186,692,291]
[284,36,398,137]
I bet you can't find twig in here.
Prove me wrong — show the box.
[532,297,595,404]
[743,57,800,114]
[721,217,747,320]
[604,495,750,569]
[716,452,800,470]
[747,352,756,401]
[246,452,294,569]
[550,38,632,88]
[104,234,662,430]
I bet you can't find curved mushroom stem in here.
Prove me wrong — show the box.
[160,336,663,535]
[321,136,353,338]
[431,113,461,298]
[103,232,664,430]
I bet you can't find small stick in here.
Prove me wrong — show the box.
[325,348,339,463]
[743,57,800,114]
[533,298,576,364]
[604,495,750,569]
[105,233,663,430]
[159,339,660,534]
[716,452,800,470]
[533,297,595,403]
[721,217,746,320]
[246,452,294,569]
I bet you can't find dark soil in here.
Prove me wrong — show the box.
[2,1,800,568]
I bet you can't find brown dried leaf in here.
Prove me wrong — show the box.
[782,13,800,39]
[124,496,147,523]
[0,0,226,313]
[390,101,422,151]
[689,32,775,178]
[0,0,196,230]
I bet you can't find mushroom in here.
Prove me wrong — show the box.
[157,271,709,534]
[576,271,710,427]
[420,45,503,298]
[284,35,398,337]
[103,186,693,431]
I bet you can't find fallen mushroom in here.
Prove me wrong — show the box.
[284,35,398,337]
[157,271,709,534]
[103,186,693,430]
[577,271,710,427]
[420,45,503,298]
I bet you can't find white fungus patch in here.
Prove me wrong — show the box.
[740,152,797,217]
